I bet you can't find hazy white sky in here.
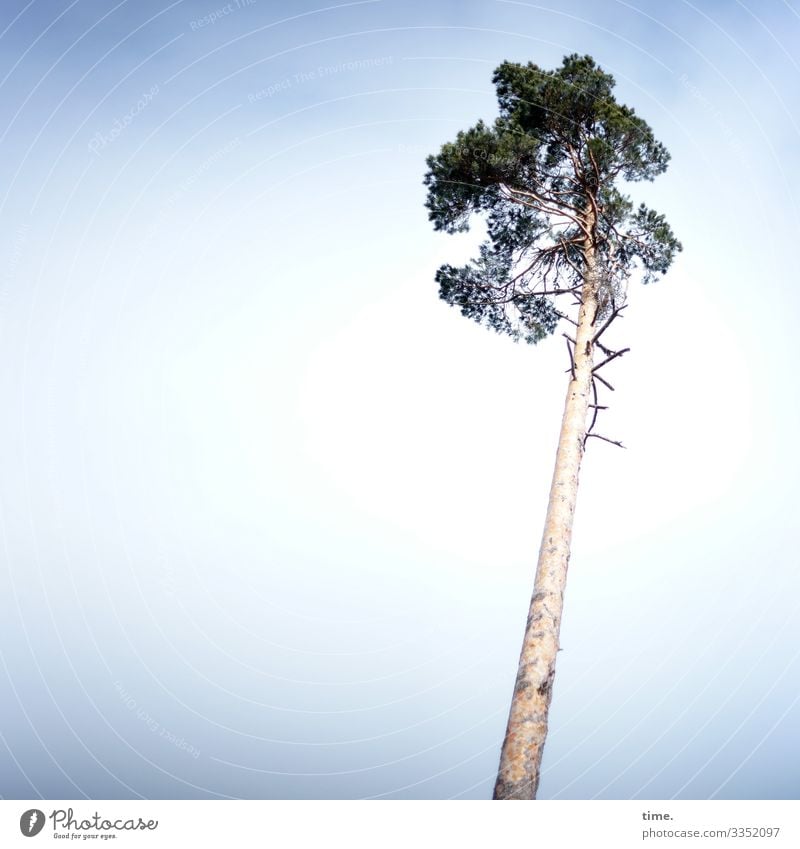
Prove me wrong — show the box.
[0,0,798,800]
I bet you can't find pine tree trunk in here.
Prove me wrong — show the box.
[493,252,598,800]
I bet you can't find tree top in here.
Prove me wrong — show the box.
[424,54,681,344]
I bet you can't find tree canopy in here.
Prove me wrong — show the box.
[424,54,681,344]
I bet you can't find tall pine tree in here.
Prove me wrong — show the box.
[423,54,681,799]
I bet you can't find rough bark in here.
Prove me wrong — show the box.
[493,245,598,800]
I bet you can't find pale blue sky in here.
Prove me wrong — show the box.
[0,0,798,799]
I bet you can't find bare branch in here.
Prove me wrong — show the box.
[593,347,630,372]
[554,309,578,327]
[593,372,615,392]
[587,376,600,436]
[585,433,625,448]
[592,303,628,345]
[563,333,576,379]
